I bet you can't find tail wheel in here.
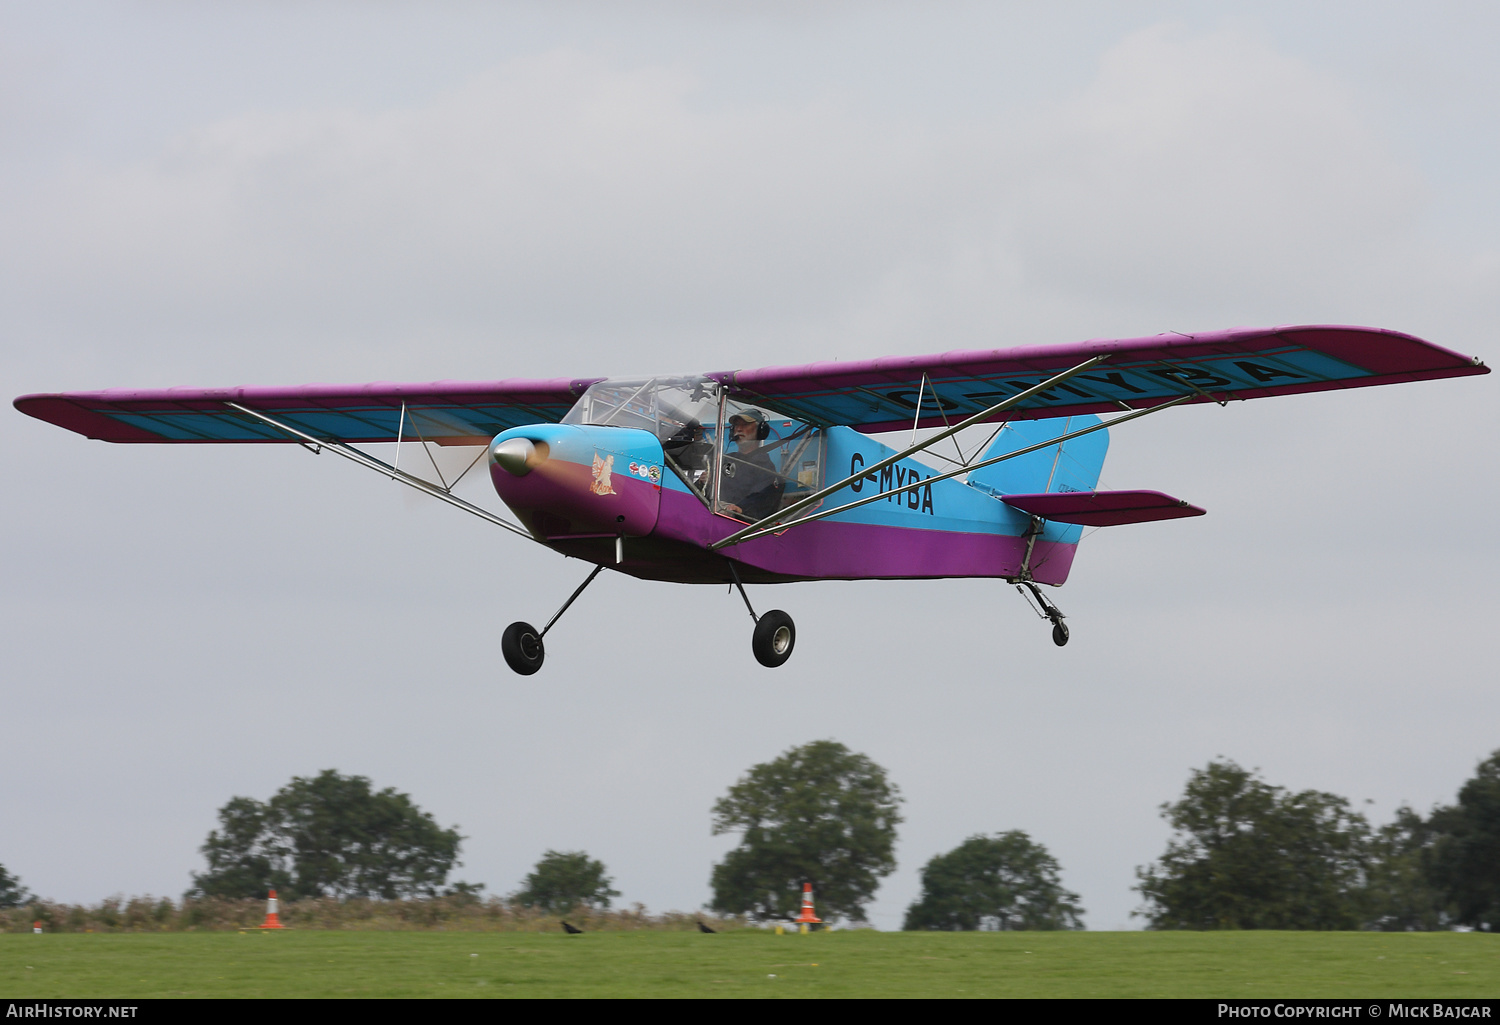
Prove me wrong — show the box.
[1051,621,1070,647]
[752,610,796,668]
[502,621,545,675]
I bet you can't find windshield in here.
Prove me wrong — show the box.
[563,376,719,445]
[562,377,825,522]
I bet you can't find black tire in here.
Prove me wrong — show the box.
[502,621,545,675]
[1051,621,1070,647]
[752,610,796,668]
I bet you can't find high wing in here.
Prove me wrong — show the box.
[13,378,602,445]
[712,325,1488,433]
[15,325,1487,444]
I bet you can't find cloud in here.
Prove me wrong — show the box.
[5,50,939,365]
[1006,24,1426,314]
[9,24,1489,382]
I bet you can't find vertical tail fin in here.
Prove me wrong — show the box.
[967,415,1108,498]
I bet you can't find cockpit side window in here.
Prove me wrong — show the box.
[714,400,824,523]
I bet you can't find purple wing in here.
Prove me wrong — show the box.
[1002,490,1207,527]
[712,325,1488,433]
[13,379,602,444]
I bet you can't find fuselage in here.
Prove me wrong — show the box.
[485,377,1080,586]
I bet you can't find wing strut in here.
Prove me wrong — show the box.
[715,393,1194,547]
[224,402,535,542]
[709,355,1109,551]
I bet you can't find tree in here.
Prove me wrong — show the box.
[903,832,1084,931]
[1428,749,1500,930]
[193,796,285,898]
[709,739,903,924]
[0,863,31,908]
[189,770,464,900]
[1134,760,1372,930]
[514,850,620,913]
[1363,805,1447,931]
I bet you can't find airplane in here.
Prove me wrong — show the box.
[15,324,1487,675]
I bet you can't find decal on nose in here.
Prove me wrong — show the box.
[491,437,549,476]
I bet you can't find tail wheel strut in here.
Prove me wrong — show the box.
[1017,581,1070,647]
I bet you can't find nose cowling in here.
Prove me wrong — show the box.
[489,424,662,539]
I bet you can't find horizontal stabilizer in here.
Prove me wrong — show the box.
[1001,490,1205,526]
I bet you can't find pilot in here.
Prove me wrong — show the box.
[719,410,783,520]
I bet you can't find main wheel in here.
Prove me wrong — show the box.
[1051,621,1070,647]
[502,621,545,675]
[752,610,796,668]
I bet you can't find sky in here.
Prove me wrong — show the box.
[3,1,1497,930]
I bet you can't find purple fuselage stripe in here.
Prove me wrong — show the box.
[641,485,1071,585]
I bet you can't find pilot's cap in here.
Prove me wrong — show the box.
[728,409,767,426]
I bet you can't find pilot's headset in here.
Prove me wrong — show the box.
[729,409,771,441]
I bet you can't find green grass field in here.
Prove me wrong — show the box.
[3,930,1497,998]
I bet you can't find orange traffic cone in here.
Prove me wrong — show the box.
[259,889,285,929]
[794,882,822,932]
[33,920,42,934]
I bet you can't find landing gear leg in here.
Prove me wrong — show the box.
[1017,581,1070,647]
[502,564,606,676]
[729,562,796,668]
